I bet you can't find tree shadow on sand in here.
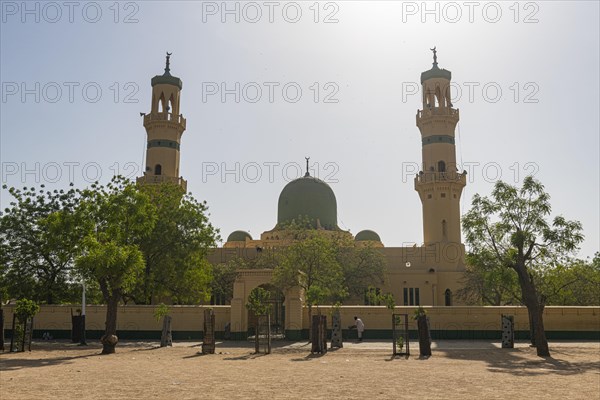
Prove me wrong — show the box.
[0,352,102,372]
[436,345,600,377]
[222,353,268,361]
[290,352,328,362]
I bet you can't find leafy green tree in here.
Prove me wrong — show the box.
[458,253,600,307]
[273,230,347,339]
[536,254,600,306]
[132,183,219,305]
[337,241,386,300]
[245,287,272,316]
[75,177,156,354]
[210,261,239,305]
[14,298,40,322]
[463,177,583,357]
[0,184,83,304]
[456,250,521,305]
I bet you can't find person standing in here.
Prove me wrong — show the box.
[354,316,365,342]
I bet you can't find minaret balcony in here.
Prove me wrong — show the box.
[415,171,466,186]
[416,107,459,122]
[144,112,186,130]
[136,175,187,192]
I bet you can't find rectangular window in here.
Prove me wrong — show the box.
[403,287,421,306]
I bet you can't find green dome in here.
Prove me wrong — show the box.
[151,71,183,89]
[420,64,451,84]
[227,230,252,242]
[355,230,381,242]
[277,175,338,230]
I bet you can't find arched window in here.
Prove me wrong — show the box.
[435,85,442,108]
[167,95,174,117]
[425,88,435,108]
[445,289,453,306]
[438,160,446,172]
[157,93,165,113]
[154,164,162,175]
[442,220,447,240]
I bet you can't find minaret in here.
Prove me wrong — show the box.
[414,48,466,245]
[137,52,187,191]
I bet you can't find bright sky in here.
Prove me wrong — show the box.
[1,1,598,259]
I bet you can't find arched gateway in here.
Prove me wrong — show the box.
[230,269,304,340]
[247,284,285,338]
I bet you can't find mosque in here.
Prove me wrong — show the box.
[137,50,468,338]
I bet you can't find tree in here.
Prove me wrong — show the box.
[457,253,600,306]
[210,260,240,305]
[246,287,273,353]
[11,298,40,352]
[132,183,219,305]
[154,303,172,347]
[536,254,600,306]
[462,176,583,357]
[456,249,521,306]
[75,177,156,354]
[0,184,83,304]
[245,287,272,316]
[337,241,386,301]
[273,230,347,339]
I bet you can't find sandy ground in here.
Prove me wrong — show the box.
[1,340,599,400]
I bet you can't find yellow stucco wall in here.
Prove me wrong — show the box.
[2,305,231,333]
[301,306,600,333]
[2,305,598,335]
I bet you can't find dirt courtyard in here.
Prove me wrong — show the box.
[1,340,599,399]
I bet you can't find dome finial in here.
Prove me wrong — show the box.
[165,52,172,75]
[430,46,438,67]
[305,157,310,177]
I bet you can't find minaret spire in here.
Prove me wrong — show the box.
[305,157,310,177]
[430,46,438,68]
[165,52,172,75]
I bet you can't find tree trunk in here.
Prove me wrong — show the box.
[514,265,550,357]
[101,293,119,354]
[532,304,549,356]
[161,315,173,348]
[417,315,432,357]
[528,310,536,347]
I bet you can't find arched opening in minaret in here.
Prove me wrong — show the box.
[424,87,434,108]
[167,94,174,118]
[435,85,443,108]
[438,160,446,173]
[157,93,166,113]
[445,85,453,107]
[442,219,447,241]
[444,289,453,306]
[154,164,162,175]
